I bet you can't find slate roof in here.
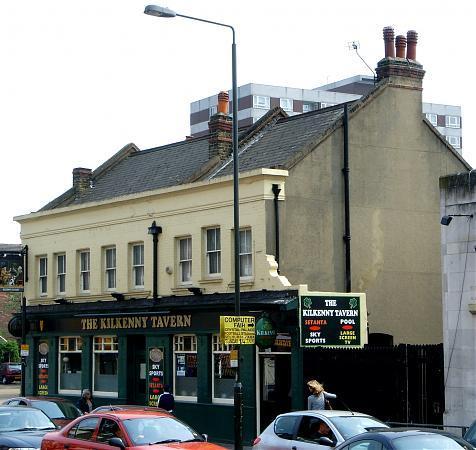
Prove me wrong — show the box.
[41,103,349,211]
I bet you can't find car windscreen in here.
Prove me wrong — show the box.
[33,400,82,419]
[123,417,204,446]
[0,409,56,431]
[329,416,389,440]
[393,434,466,449]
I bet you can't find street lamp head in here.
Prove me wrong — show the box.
[148,220,162,236]
[144,5,177,18]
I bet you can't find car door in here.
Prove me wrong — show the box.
[264,415,301,450]
[64,416,101,450]
[291,415,338,450]
[94,418,129,450]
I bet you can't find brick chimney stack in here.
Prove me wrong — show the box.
[73,167,92,195]
[208,91,232,160]
[376,26,425,87]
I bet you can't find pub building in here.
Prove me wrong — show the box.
[11,32,466,441]
[10,289,303,443]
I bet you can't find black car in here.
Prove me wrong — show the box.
[334,428,474,450]
[0,362,22,384]
[0,405,57,449]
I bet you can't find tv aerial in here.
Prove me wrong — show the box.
[347,40,376,80]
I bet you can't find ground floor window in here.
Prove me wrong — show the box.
[59,337,83,394]
[173,334,197,401]
[212,335,235,403]
[93,336,118,397]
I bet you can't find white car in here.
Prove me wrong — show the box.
[253,410,389,450]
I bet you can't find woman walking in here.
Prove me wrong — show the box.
[307,379,336,410]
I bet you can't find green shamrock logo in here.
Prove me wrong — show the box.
[349,298,358,309]
[303,297,312,309]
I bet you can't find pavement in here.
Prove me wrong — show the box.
[0,382,20,402]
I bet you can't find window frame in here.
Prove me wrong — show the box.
[280,98,293,112]
[92,335,119,398]
[238,228,253,280]
[173,334,198,402]
[446,135,461,149]
[209,105,217,117]
[79,250,91,293]
[177,236,192,286]
[58,336,83,395]
[68,417,100,441]
[425,113,437,126]
[205,227,221,278]
[253,95,270,110]
[445,115,461,128]
[211,334,235,404]
[56,254,66,295]
[131,243,145,289]
[39,256,48,296]
[104,247,117,291]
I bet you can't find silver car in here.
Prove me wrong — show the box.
[253,410,389,450]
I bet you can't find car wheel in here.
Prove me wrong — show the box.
[1,376,7,385]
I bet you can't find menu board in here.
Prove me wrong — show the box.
[37,342,49,396]
[299,291,367,348]
[147,347,164,407]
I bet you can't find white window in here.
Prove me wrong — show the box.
[212,335,235,403]
[79,251,90,293]
[39,256,47,296]
[104,247,116,290]
[132,244,144,289]
[320,102,336,109]
[445,115,461,128]
[209,105,217,117]
[303,103,314,113]
[253,95,270,109]
[239,229,253,279]
[446,135,461,149]
[93,336,118,397]
[59,337,82,394]
[57,254,66,295]
[178,237,192,284]
[426,113,437,126]
[173,335,197,401]
[280,98,293,112]
[206,228,221,277]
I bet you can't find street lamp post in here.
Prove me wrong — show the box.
[144,6,242,449]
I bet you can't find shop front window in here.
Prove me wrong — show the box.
[59,337,82,394]
[173,335,197,401]
[93,336,118,397]
[212,335,236,403]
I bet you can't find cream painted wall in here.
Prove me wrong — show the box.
[16,169,290,303]
[280,82,468,344]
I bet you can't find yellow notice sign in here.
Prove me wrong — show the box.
[20,344,29,357]
[220,316,255,345]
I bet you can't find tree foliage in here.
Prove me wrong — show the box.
[0,340,20,362]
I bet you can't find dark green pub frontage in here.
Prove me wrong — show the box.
[12,289,303,444]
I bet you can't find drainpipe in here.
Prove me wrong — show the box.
[272,184,281,271]
[342,104,351,292]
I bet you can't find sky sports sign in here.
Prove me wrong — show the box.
[299,289,367,348]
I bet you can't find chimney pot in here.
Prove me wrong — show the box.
[208,92,232,160]
[406,30,418,60]
[395,35,407,58]
[217,91,229,114]
[383,26,395,58]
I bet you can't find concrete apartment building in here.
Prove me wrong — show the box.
[191,77,463,153]
[12,27,472,442]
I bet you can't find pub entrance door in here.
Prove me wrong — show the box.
[127,335,147,405]
[258,353,292,432]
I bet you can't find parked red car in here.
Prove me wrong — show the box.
[2,396,82,427]
[0,362,21,384]
[41,409,225,450]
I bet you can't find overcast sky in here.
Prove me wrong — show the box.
[1,0,475,244]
